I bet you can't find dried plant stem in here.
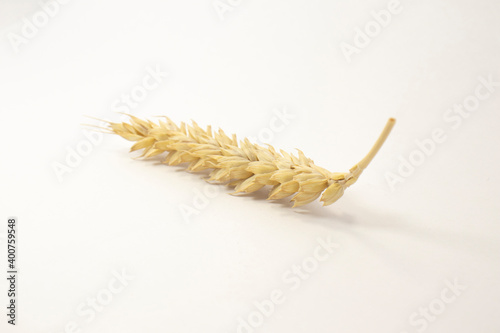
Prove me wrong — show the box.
[106,116,395,207]
[348,118,396,183]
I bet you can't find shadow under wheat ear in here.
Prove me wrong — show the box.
[106,115,395,207]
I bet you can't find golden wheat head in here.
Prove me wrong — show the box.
[104,115,395,207]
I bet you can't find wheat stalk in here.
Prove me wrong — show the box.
[104,115,395,207]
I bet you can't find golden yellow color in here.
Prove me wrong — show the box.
[106,116,395,207]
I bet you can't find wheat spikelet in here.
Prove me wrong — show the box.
[105,115,395,207]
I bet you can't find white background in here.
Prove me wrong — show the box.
[1,0,499,332]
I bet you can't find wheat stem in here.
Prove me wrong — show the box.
[349,118,396,183]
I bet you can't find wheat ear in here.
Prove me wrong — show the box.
[106,116,395,207]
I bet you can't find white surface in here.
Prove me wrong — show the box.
[1,1,499,332]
